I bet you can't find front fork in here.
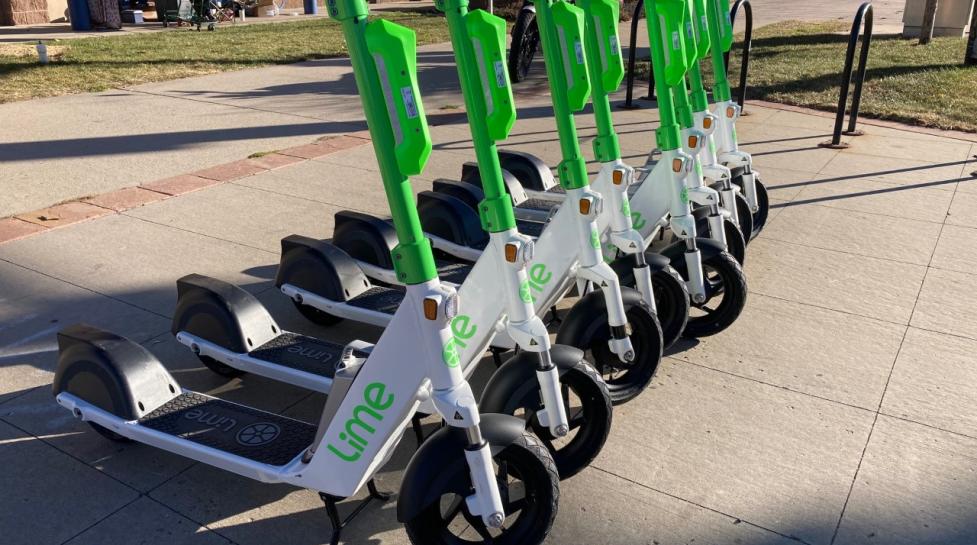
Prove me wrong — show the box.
[680,127,727,252]
[713,100,760,213]
[423,282,505,528]
[662,148,708,304]
[693,109,739,226]
[492,230,570,438]
[568,186,635,363]
[600,161,656,312]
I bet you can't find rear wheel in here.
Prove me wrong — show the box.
[613,265,689,349]
[404,432,558,545]
[507,9,539,83]
[482,360,611,479]
[292,299,343,326]
[198,355,244,378]
[752,177,770,237]
[683,251,748,337]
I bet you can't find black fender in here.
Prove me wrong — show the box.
[172,274,282,353]
[276,235,372,306]
[608,251,672,281]
[460,163,529,206]
[397,413,526,522]
[478,345,585,413]
[332,210,397,270]
[417,191,489,249]
[657,237,726,278]
[53,324,178,420]
[691,206,746,264]
[554,287,646,347]
[497,150,555,192]
[432,178,484,211]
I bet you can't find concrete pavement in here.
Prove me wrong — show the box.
[1,99,976,545]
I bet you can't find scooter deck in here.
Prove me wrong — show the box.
[140,391,315,466]
[348,287,405,315]
[250,333,346,378]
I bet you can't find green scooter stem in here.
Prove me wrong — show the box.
[437,0,516,233]
[534,0,591,190]
[327,0,437,284]
[687,0,711,112]
[705,0,733,102]
[644,0,689,151]
[578,0,624,164]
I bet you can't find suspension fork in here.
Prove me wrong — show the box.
[662,148,708,303]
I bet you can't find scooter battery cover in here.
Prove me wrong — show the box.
[550,1,592,112]
[654,0,690,86]
[465,9,516,141]
[579,0,625,93]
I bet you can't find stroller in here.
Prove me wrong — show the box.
[161,0,251,30]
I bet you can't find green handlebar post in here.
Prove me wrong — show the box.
[672,0,697,129]
[687,0,711,112]
[436,0,517,232]
[327,0,437,284]
[579,0,625,163]
[646,0,689,151]
[705,0,733,102]
[535,0,592,190]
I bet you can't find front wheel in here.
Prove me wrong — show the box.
[587,301,663,404]
[404,432,558,545]
[481,360,612,479]
[683,251,748,338]
[612,264,690,350]
[734,191,755,246]
[732,174,769,239]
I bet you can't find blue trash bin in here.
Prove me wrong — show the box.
[68,0,93,30]
[303,0,318,14]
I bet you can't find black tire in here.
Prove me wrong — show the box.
[731,173,769,239]
[587,300,663,404]
[197,355,244,378]
[291,299,343,327]
[683,251,748,338]
[481,360,612,479]
[723,216,747,266]
[507,9,539,83]
[404,431,559,545]
[90,423,132,443]
[613,265,689,350]
[733,191,754,246]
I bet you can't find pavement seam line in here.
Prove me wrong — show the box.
[588,465,811,544]
[117,212,280,256]
[750,289,909,328]
[120,87,328,123]
[55,495,143,545]
[142,494,243,545]
[757,233,936,268]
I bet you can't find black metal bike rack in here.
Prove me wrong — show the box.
[724,0,753,112]
[820,2,874,149]
[621,0,650,109]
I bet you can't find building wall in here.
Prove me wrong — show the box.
[0,0,51,25]
[47,0,67,21]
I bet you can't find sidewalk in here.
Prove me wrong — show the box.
[1,98,976,545]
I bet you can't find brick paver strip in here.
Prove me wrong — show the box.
[83,187,169,212]
[192,159,268,182]
[0,217,46,244]
[247,153,304,171]
[141,174,222,196]
[15,201,111,229]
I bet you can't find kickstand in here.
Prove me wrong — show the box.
[320,480,391,545]
[547,306,562,326]
[490,347,506,368]
[411,412,426,446]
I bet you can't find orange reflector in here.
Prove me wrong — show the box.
[703,117,713,129]
[688,135,699,149]
[579,198,591,215]
[504,243,518,263]
[726,106,735,118]
[612,169,624,185]
[423,298,438,320]
[672,158,683,173]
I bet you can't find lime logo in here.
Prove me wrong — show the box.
[708,140,716,154]
[631,211,647,230]
[442,343,461,368]
[681,187,690,203]
[519,280,533,303]
[695,162,703,177]
[590,227,601,249]
[327,382,394,462]
[525,263,553,303]
[621,199,631,218]
[732,125,738,142]
[443,314,478,365]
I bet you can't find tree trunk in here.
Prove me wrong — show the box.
[919,0,939,44]
[966,0,977,64]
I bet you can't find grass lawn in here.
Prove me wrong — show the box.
[635,20,977,133]
[0,11,450,104]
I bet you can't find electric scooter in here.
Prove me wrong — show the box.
[282,0,665,406]
[52,3,559,544]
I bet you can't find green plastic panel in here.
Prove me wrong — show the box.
[579,0,624,93]
[690,0,711,58]
[551,1,591,112]
[465,9,516,141]
[712,0,734,52]
[364,19,432,176]
[654,0,690,86]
